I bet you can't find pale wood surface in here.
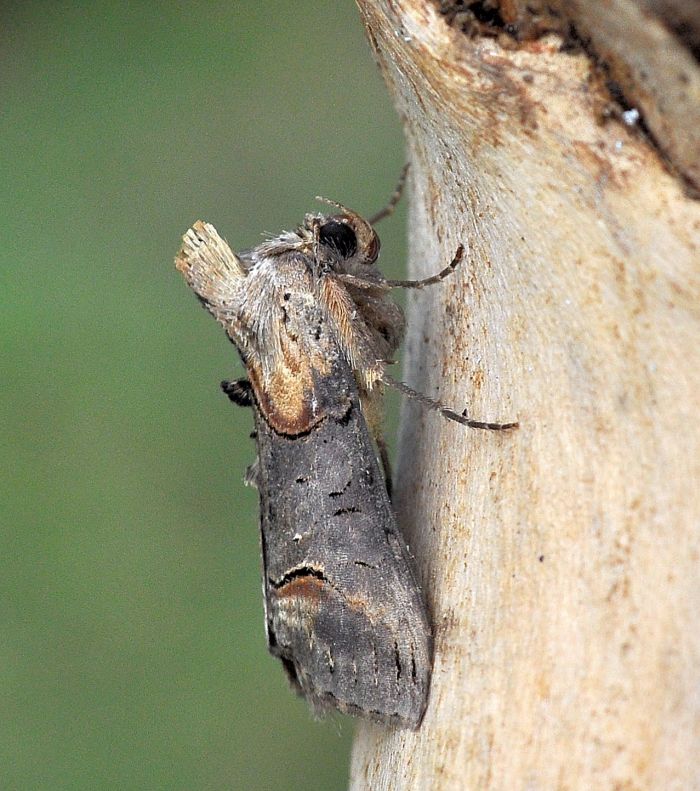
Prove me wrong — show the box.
[350,1,700,789]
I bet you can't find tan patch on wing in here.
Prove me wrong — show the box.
[248,360,316,435]
[273,573,368,615]
[273,575,328,605]
[247,327,331,435]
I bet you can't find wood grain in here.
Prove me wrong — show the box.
[351,1,700,788]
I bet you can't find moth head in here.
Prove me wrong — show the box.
[311,198,380,265]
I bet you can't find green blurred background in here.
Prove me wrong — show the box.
[1,3,406,788]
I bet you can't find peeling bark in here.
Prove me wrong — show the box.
[350,1,700,789]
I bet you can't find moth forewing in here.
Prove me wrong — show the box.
[254,353,431,727]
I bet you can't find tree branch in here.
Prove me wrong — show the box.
[350,1,700,788]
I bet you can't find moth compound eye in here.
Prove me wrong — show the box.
[344,215,380,265]
[318,220,358,259]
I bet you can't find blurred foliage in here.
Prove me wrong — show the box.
[0,2,405,788]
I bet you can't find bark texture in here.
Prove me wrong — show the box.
[350,1,700,789]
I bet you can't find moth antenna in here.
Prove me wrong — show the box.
[308,215,322,273]
[381,373,519,431]
[368,163,410,225]
[314,195,350,213]
[385,245,464,289]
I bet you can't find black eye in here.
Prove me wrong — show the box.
[318,220,357,259]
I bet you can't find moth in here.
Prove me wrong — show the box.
[175,170,516,729]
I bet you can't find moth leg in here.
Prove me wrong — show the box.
[333,272,390,293]
[336,244,464,292]
[368,163,409,225]
[385,245,465,289]
[382,373,519,431]
[221,378,253,408]
[309,216,323,276]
